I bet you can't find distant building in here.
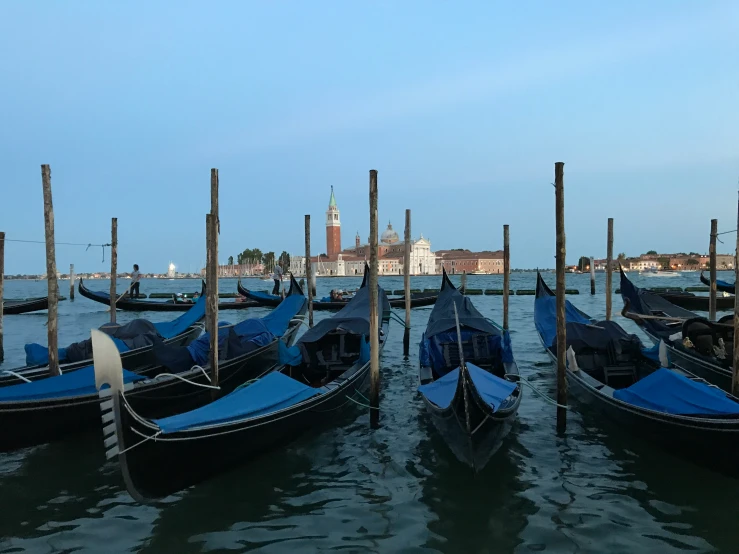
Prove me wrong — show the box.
[435,250,504,274]
[167,263,176,278]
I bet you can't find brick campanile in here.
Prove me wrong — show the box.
[326,186,341,258]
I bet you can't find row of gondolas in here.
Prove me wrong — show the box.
[1,266,739,503]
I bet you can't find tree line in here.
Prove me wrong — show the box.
[226,249,291,271]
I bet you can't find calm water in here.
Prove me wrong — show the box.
[1,272,738,553]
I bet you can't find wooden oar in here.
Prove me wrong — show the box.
[107,281,135,312]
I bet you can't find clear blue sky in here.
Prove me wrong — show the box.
[1,1,738,274]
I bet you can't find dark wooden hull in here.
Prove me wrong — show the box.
[79,280,257,311]
[3,297,51,315]
[540,342,739,475]
[700,271,735,295]
[654,291,734,311]
[421,362,521,471]
[108,319,389,502]
[0,323,300,452]
[238,280,437,311]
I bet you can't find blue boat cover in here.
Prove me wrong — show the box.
[154,371,321,434]
[613,368,739,416]
[534,275,592,349]
[261,294,305,337]
[0,365,145,402]
[153,292,206,339]
[418,362,517,411]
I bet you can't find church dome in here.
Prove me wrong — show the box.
[381,222,400,244]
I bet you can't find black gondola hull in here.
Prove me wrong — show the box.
[654,291,734,311]
[111,319,388,501]
[422,364,520,471]
[0,324,300,452]
[79,280,257,311]
[3,297,50,315]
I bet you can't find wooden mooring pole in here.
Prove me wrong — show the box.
[403,209,411,357]
[305,215,314,327]
[554,162,567,433]
[110,218,117,324]
[41,164,60,376]
[0,232,4,362]
[369,169,380,429]
[589,256,595,295]
[69,263,75,300]
[606,218,614,321]
[709,219,717,321]
[209,168,220,386]
[461,270,467,294]
[503,224,510,330]
[206,213,219,385]
[732,193,739,397]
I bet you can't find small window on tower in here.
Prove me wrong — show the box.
[334,214,338,220]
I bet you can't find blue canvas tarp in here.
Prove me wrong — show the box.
[0,365,145,402]
[154,371,321,434]
[533,291,592,349]
[153,292,206,338]
[418,362,517,411]
[613,368,739,416]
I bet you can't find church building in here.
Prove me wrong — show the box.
[289,188,437,276]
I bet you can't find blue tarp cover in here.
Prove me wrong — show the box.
[153,293,206,338]
[0,365,145,402]
[613,368,739,416]
[154,371,321,434]
[418,362,517,411]
[534,294,591,349]
[25,337,130,366]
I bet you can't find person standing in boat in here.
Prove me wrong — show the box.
[130,264,141,298]
[272,264,283,295]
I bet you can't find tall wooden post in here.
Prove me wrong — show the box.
[368,169,380,429]
[110,218,117,324]
[206,214,219,385]
[589,256,595,295]
[41,164,60,376]
[554,162,567,433]
[503,224,510,331]
[403,209,411,356]
[732,193,739,396]
[606,218,614,321]
[709,219,717,321]
[461,270,467,293]
[0,232,4,362]
[211,168,220,235]
[205,215,213,336]
[305,215,313,327]
[69,263,75,300]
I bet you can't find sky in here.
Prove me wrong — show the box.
[1,1,738,274]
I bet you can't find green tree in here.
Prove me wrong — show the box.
[262,252,276,272]
[617,252,626,260]
[278,251,291,269]
[657,257,671,270]
[227,255,234,266]
[646,250,657,255]
[686,258,699,266]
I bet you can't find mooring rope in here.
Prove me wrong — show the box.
[150,365,220,390]
[505,373,569,410]
[0,370,32,383]
[117,430,163,455]
[389,312,406,327]
[1,238,112,261]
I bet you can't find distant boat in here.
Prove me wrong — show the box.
[643,271,679,277]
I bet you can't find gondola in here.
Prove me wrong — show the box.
[3,296,51,315]
[535,272,739,474]
[700,271,736,295]
[79,279,258,311]
[238,278,437,310]
[0,290,206,388]
[94,268,391,501]
[417,269,521,471]
[653,289,734,311]
[619,267,735,390]
[0,278,306,452]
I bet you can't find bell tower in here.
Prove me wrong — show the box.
[326,186,341,259]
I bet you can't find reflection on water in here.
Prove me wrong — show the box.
[0,272,736,553]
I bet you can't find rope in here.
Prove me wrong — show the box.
[1,370,32,383]
[505,373,569,410]
[1,238,112,262]
[118,430,163,455]
[151,366,221,390]
[485,318,504,330]
[389,312,406,326]
[346,394,379,410]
